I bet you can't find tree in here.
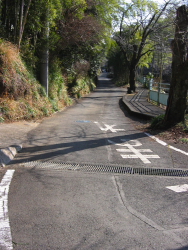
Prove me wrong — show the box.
[163,5,188,127]
[114,0,172,93]
[107,41,129,84]
[57,0,119,83]
[0,0,120,95]
[0,0,33,47]
[18,0,32,49]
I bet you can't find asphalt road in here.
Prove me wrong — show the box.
[1,73,188,250]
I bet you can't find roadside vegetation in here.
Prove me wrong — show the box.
[108,1,188,130]
[136,114,188,145]
[0,0,119,122]
[0,39,93,122]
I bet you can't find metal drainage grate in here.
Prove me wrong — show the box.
[21,161,188,177]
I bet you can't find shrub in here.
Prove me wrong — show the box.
[150,114,165,129]
[72,77,96,98]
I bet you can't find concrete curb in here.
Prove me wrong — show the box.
[122,96,156,120]
[0,145,22,167]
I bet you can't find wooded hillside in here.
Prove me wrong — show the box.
[0,0,118,121]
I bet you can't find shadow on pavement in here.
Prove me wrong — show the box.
[11,132,147,164]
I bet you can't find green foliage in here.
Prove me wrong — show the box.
[107,41,129,83]
[113,0,174,91]
[49,59,72,106]
[180,138,188,144]
[27,105,37,118]
[0,0,122,121]
[38,85,47,97]
[50,99,59,112]
[41,107,50,116]
[20,41,39,71]
[150,114,165,129]
[0,106,10,115]
[0,117,4,123]
[91,0,120,29]
[138,47,154,68]
[62,0,87,17]
[71,77,96,98]
[49,60,65,98]
[115,79,127,87]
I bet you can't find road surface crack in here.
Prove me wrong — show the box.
[113,175,186,247]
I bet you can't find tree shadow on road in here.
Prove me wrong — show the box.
[10,131,148,164]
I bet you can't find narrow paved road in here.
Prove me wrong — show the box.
[1,74,188,249]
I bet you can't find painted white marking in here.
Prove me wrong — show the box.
[121,139,143,147]
[0,170,15,250]
[117,149,152,153]
[108,139,160,164]
[94,122,125,133]
[116,149,132,152]
[121,155,138,159]
[138,149,153,152]
[166,184,188,193]
[168,145,188,155]
[145,132,188,156]
[121,154,160,159]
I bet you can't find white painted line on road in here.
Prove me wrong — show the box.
[145,132,188,156]
[0,170,15,250]
[94,121,125,133]
[116,149,132,152]
[121,155,138,159]
[144,132,167,146]
[108,139,160,164]
[121,154,160,160]
[117,149,152,153]
[166,184,188,193]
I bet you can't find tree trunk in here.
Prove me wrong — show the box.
[18,0,32,49]
[129,66,136,93]
[18,0,24,48]
[128,45,138,93]
[163,5,188,127]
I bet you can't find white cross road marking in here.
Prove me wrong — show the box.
[108,139,160,164]
[0,170,15,250]
[94,122,125,133]
[117,149,152,153]
[166,184,188,193]
[121,155,138,159]
[120,139,142,146]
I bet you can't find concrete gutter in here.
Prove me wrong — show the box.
[0,145,22,167]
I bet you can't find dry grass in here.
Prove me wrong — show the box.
[136,115,188,145]
[0,40,60,122]
[0,40,34,99]
[0,40,95,122]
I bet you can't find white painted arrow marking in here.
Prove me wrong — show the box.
[108,139,160,164]
[94,122,125,133]
[166,184,188,193]
[0,170,15,250]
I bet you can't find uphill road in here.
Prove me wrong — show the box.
[1,73,188,250]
